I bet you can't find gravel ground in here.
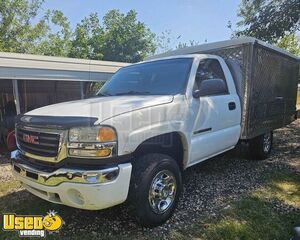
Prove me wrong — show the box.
[0,152,12,183]
[0,120,299,239]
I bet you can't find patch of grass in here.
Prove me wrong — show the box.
[173,171,300,240]
[0,180,21,196]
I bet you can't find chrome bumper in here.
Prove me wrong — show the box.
[11,150,120,186]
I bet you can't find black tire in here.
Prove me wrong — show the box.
[248,131,273,160]
[129,153,182,227]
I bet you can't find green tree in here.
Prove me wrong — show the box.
[101,10,156,62]
[32,10,71,57]
[0,0,48,53]
[69,13,103,60]
[0,0,71,56]
[155,30,201,54]
[0,2,156,62]
[276,34,300,56]
[235,0,300,43]
[155,30,173,54]
[69,10,156,62]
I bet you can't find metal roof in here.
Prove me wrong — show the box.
[147,37,300,61]
[0,52,129,82]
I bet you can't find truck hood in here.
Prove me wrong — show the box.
[26,95,174,123]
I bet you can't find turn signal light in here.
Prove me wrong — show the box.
[97,127,117,142]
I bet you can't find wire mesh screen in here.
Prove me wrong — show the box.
[249,45,299,137]
[199,43,299,139]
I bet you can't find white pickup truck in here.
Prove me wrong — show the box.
[11,38,299,226]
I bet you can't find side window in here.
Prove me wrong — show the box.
[195,59,228,96]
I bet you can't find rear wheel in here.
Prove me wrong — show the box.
[129,153,182,227]
[249,131,273,160]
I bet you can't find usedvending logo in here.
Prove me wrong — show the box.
[2,210,64,237]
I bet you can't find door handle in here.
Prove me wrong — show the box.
[228,102,236,110]
[275,96,284,101]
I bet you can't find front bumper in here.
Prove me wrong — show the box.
[11,150,132,210]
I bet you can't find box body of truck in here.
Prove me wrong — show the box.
[149,37,300,139]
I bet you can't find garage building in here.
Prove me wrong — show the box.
[0,52,128,147]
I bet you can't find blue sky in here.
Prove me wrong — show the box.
[43,0,241,48]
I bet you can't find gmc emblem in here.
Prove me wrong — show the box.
[22,134,39,145]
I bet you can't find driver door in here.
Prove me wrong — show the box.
[189,58,241,166]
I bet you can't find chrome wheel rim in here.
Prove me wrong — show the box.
[263,133,272,153]
[148,170,177,214]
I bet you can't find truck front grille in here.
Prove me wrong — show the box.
[16,128,60,157]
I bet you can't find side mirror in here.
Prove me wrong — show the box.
[192,89,201,98]
[194,79,227,97]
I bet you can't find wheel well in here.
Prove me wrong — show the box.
[133,132,185,170]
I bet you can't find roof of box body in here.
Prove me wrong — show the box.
[147,37,300,61]
[0,52,129,82]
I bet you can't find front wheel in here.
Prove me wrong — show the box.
[129,153,182,227]
[249,131,273,160]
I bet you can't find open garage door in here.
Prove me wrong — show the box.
[0,79,15,151]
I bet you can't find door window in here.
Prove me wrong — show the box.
[194,59,228,96]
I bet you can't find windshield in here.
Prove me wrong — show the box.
[97,58,193,96]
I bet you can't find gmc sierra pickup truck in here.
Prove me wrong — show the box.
[11,38,300,226]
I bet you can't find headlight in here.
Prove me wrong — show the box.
[69,126,117,143]
[68,126,117,158]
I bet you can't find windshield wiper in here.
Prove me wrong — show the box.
[114,91,151,96]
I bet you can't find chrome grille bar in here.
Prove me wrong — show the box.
[16,128,60,157]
